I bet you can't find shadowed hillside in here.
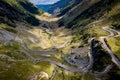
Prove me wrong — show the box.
[0,0,43,27]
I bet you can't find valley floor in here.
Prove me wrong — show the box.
[0,13,120,80]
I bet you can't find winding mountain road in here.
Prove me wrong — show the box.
[85,38,94,71]
[20,37,95,73]
[100,27,120,69]
[19,50,87,72]
[2,25,119,73]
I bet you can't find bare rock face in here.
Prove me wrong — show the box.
[38,71,49,79]
[30,71,49,80]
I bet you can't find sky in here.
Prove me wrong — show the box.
[29,0,60,5]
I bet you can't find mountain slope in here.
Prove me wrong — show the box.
[58,0,100,26]
[37,0,71,14]
[58,0,120,28]
[57,0,120,48]
[0,0,43,27]
[1,0,120,80]
[0,1,81,80]
[36,4,52,12]
[57,0,82,16]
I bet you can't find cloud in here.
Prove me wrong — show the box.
[29,0,59,5]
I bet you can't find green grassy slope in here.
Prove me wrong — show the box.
[67,0,120,28]
[0,0,120,80]
[57,1,120,79]
[0,0,43,27]
[57,0,82,16]
[60,0,120,43]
